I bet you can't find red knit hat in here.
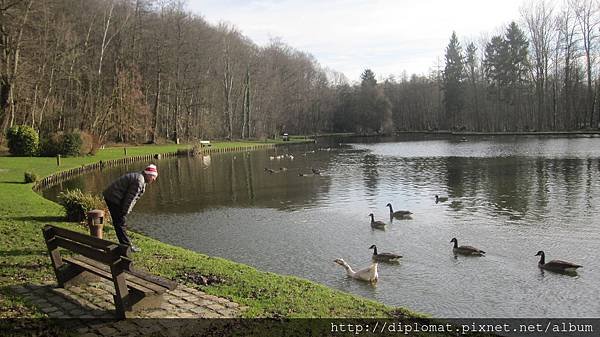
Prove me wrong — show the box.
[144,164,158,177]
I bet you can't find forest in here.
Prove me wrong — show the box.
[1,0,599,146]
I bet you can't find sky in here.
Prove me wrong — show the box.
[187,0,526,83]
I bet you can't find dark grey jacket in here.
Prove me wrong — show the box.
[102,172,146,215]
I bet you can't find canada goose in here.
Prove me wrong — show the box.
[369,245,402,262]
[535,251,582,273]
[385,203,412,218]
[450,238,485,256]
[311,168,321,175]
[435,195,448,203]
[368,213,387,229]
[334,258,378,283]
[264,168,276,174]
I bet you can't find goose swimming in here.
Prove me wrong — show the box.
[385,203,412,219]
[535,251,582,273]
[450,237,485,256]
[334,258,378,283]
[369,245,402,262]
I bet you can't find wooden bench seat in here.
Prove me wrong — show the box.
[42,225,177,319]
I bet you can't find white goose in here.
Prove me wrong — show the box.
[334,258,378,283]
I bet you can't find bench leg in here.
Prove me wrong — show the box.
[43,228,65,287]
[111,267,130,320]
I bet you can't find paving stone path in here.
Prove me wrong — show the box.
[10,280,246,337]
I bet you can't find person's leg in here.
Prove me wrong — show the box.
[105,200,131,246]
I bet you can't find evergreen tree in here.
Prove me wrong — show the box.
[360,69,377,88]
[504,22,530,88]
[484,22,530,102]
[443,32,465,129]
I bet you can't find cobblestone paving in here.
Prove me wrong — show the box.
[9,280,246,336]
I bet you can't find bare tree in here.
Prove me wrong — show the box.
[521,0,556,130]
[570,0,600,127]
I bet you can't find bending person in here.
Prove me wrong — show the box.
[103,164,158,252]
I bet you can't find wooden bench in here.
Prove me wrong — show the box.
[42,225,177,319]
[199,140,211,147]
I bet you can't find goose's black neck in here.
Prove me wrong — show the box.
[387,204,393,212]
[452,240,458,248]
[372,246,378,255]
[538,252,545,265]
[369,214,375,222]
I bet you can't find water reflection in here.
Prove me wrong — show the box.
[43,136,600,317]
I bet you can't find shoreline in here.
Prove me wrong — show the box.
[397,130,600,136]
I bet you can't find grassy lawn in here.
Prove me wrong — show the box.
[0,139,485,336]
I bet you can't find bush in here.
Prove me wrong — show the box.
[6,125,39,156]
[40,133,63,157]
[79,131,95,155]
[40,131,84,157]
[62,132,83,156]
[58,189,105,222]
[24,171,39,183]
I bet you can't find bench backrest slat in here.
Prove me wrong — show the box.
[47,225,125,251]
[49,236,119,264]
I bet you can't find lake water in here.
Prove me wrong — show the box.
[44,135,600,317]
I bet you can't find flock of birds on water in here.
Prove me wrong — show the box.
[334,197,583,284]
[263,150,583,284]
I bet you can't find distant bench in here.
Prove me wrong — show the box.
[199,140,211,147]
[42,225,177,319]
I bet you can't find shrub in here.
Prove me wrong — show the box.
[79,131,95,155]
[40,131,84,157]
[24,171,39,183]
[58,189,105,222]
[61,132,83,156]
[6,125,39,156]
[40,133,63,157]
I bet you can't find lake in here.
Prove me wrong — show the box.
[44,135,600,317]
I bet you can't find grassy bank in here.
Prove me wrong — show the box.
[0,140,407,317]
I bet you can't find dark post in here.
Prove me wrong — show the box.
[124,147,127,156]
[56,154,61,166]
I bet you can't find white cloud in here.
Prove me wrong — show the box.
[187,0,525,82]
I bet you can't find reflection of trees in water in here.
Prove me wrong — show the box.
[42,145,600,222]
[361,154,379,196]
[243,153,255,202]
[585,159,595,211]
[389,156,600,222]
[551,158,584,214]
[108,149,331,212]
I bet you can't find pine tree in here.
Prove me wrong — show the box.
[484,22,530,102]
[360,69,377,88]
[443,31,465,130]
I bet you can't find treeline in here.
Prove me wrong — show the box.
[378,0,600,132]
[1,0,599,146]
[0,0,339,144]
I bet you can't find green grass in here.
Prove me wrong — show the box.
[0,139,486,336]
